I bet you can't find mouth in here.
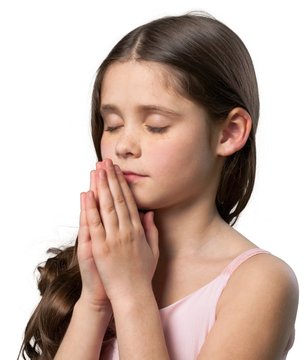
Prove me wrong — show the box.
[122,171,148,183]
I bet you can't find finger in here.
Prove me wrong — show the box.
[96,161,106,170]
[85,191,107,256]
[77,192,92,261]
[142,211,159,259]
[114,164,141,228]
[103,159,131,229]
[90,170,98,200]
[90,162,107,200]
[78,192,90,242]
[80,192,87,225]
[95,167,119,234]
[78,192,106,297]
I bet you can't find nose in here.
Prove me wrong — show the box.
[115,127,142,159]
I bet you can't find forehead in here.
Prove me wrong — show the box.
[100,60,186,107]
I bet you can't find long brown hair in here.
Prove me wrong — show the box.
[19,13,259,359]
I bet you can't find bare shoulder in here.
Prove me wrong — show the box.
[220,251,299,326]
[224,251,299,301]
[197,251,299,360]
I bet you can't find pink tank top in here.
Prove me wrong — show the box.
[101,248,290,359]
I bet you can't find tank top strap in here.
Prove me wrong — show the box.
[222,248,270,276]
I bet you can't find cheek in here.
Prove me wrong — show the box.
[149,135,214,182]
[147,139,200,176]
[100,138,113,159]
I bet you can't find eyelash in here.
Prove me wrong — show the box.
[104,126,169,134]
[146,126,169,133]
[104,126,120,133]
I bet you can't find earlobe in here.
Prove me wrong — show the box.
[216,107,252,157]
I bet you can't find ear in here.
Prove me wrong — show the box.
[216,107,252,157]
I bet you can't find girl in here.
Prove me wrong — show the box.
[20,13,298,360]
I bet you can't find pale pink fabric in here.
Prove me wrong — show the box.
[101,248,288,359]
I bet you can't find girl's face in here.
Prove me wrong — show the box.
[100,61,221,210]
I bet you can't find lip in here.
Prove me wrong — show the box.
[122,171,148,183]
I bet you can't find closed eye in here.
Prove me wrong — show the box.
[104,126,122,132]
[104,125,169,134]
[146,126,169,134]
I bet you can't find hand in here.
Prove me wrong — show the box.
[84,159,159,303]
[77,163,111,311]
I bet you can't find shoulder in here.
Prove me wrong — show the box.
[197,251,299,359]
[219,251,299,328]
[221,251,299,307]
[225,250,298,291]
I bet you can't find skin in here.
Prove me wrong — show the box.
[99,61,220,213]
[55,61,298,360]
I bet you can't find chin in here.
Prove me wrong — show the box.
[134,197,158,213]
[132,188,174,212]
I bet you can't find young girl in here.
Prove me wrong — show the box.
[20,13,298,360]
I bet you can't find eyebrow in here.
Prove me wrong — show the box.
[100,104,182,118]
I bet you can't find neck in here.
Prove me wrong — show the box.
[153,196,226,259]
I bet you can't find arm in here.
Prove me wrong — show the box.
[197,254,299,360]
[55,181,112,360]
[111,291,169,359]
[54,299,112,360]
[86,159,170,359]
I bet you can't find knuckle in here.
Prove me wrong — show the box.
[126,194,135,205]
[120,228,134,242]
[135,225,144,238]
[91,224,105,240]
[89,215,102,228]
[104,204,116,215]
[87,211,104,233]
[115,196,125,205]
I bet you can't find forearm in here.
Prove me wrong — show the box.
[54,298,112,360]
[112,290,169,360]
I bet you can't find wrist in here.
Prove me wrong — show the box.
[76,295,113,316]
[110,287,157,312]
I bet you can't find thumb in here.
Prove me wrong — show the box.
[142,211,159,258]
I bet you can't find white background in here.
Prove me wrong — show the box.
[0,1,307,359]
